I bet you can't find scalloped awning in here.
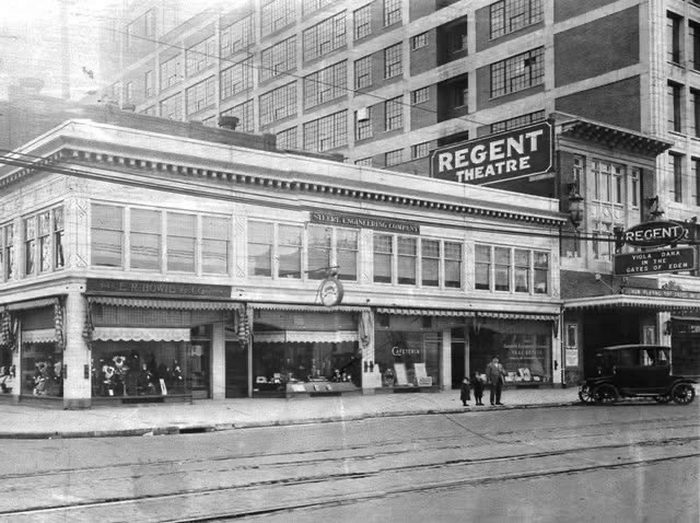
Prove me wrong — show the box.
[22,329,57,344]
[376,308,557,321]
[255,330,359,344]
[92,327,191,342]
[87,296,243,311]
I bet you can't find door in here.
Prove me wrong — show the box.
[225,341,248,398]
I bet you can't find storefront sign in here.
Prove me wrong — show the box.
[565,347,579,367]
[310,211,419,234]
[621,220,688,248]
[391,345,421,357]
[622,286,700,300]
[319,277,344,307]
[86,279,231,298]
[429,121,553,185]
[614,247,695,275]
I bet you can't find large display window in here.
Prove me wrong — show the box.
[374,330,440,388]
[21,342,63,397]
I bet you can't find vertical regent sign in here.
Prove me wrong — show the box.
[429,121,554,185]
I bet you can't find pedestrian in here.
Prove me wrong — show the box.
[485,356,507,406]
[460,377,471,406]
[472,372,484,405]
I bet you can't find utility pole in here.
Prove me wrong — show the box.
[60,0,70,99]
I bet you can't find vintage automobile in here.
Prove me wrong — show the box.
[578,344,696,405]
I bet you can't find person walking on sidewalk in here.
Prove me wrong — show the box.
[485,356,506,406]
[460,377,471,406]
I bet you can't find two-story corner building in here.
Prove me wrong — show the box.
[0,116,565,408]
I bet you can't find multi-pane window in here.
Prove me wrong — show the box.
[221,58,253,100]
[670,152,684,203]
[692,158,700,207]
[397,237,417,284]
[303,0,336,14]
[448,23,468,54]
[247,221,273,277]
[475,244,548,294]
[91,204,123,267]
[355,107,373,140]
[668,82,682,132]
[53,207,64,270]
[23,217,36,276]
[260,37,296,82]
[37,212,52,273]
[490,47,544,98]
[307,225,358,281]
[303,110,348,152]
[630,167,640,208]
[690,21,700,70]
[202,216,230,274]
[667,12,682,63]
[489,0,544,39]
[422,240,439,287]
[384,43,402,78]
[160,93,182,120]
[304,61,346,108]
[533,252,549,294]
[125,9,155,47]
[336,228,358,281]
[261,0,296,37]
[412,86,429,104]
[373,234,393,283]
[1,224,14,281]
[383,0,401,26]
[160,55,181,90]
[354,4,372,40]
[221,15,253,57]
[494,247,511,291]
[130,208,161,270]
[490,110,545,134]
[144,70,154,97]
[412,32,428,50]
[444,242,462,288]
[186,76,215,115]
[411,142,430,159]
[303,11,346,62]
[354,55,372,89]
[260,82,297,126]
[514,249,530,292]
[355,157,373,166]
[276,127,298,149]
[186,36,216,77]
[691,89,700,138]
[279,225,302,279]
[592,160,625,204]
[308,226,331,280]
[386,149,403,166]
[475,244,491,290]
[168,213,196,273]
[385,96,403,130]
[221,99,255,133]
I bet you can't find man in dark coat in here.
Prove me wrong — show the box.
[485,356,507,405]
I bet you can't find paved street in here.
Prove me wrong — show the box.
[0,403,697,522]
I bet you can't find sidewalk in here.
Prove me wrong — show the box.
[0,387,582,439]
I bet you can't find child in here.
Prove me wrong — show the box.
[472,372,485,406]
[460,377,471,406]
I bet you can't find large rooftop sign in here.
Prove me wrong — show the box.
[429,121,554,185]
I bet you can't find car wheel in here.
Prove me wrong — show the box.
[654,394,671,404]
[671,383,696,405]
[593,383,619,404]
[578,385,595,404]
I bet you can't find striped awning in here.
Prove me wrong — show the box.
[564,295,700,312]
[92,327,191,342]
[5,297,59,311]
[376,308,557,321]
[250,303,369,313]
[21,328,57,344]
[87,296,244,311]
[255,330,359,344]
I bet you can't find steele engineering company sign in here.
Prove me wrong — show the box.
[429,121,554,185]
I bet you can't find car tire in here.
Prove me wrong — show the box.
[670,382,696,405]
[578,385,595,404]
[593,383,619,405]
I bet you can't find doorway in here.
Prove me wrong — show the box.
[225,341,248,398]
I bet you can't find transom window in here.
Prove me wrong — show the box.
[475,244,549,294]
[489,0,544,40]
[490,47,544,98]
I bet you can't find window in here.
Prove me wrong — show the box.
[160,55,181,90]
[475,244,546,293]
[630,167,640,208]
[261,0,296,37]
[412,32,428,50]
[386,149,402,166]
[186,36,216,77]
[412,87,429,104]
[303,11,346,62]
[167,213,195,272]
[308,225,332,280]
[307,225,358,281]
[534,251,549,294]
[303,110,348,151]
[221,15,253,57]
[692,89,700,138]
[592,160,625,204]
[490,110,545,134]
[667,12,682,63]
[186,76,215,115]
[383,0,401,26]
[144,70,154,97]
[126,9,155,47]
[692,158,700,206]
[354,4,372,40]
[514,249,529,293]
[125,81,133,101]
[260,37,296,82]
[373,234,393,283]
[355,107,373,140]
[221,99,255,133]
[304,61,346,108]
[248,221,273,277]
[355,157,373,166]
[494,247,511,291]
[475,245,491,290]
[160,93,182,120]
[1,223,14,280]
[23,216,35,276]
[384,43,402,78]
[690,21,700,70]
[490,0,544,39]
[279,225,302,278]
[130,208,161,270]
[444,242,462,288]
[202,216,230,274]
[593,223,613,259]
[490,47,544,98]
[670,152,684,203]
[303,0,336,14]
[397,237,417,284]
[276,127,298,149]
[53,207,64,269]
[221,58,253,100]
[668,82,682,132]
[336,228,358,281]
[354,55,372,89]
[422,239,439,287]
[448,23,468,54]
[411,142,430,159]
[453,83,468,108]
[385,96,403,130]
[91,204,123,267]
[260,82,297,126]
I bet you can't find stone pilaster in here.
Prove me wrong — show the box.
[62,288,91,409]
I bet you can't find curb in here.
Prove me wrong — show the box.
[0,401,578,440]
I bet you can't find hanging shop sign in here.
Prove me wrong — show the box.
[429,120,554,185]
[620,220,689,248]
[614,247,695,275]
[86,279,231,299]
[311,211,420,234]
[319,277,344,307]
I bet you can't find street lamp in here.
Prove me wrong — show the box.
[567,183,584,229]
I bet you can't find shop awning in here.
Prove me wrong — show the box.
[376,308,557,321]
[564,295,700,312]
[5,297,60,311]
[255,330,359,344]
[87,296,243,311]
[250,303,369,312]
[22,329,57,344]
[92,326,191,342]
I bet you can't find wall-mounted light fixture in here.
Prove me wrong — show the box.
[567,183,584,229]
[645,195,664,219]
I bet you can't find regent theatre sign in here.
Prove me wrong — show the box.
[429,121,554,185]
[614,220,696,275]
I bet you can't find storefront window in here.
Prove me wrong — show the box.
[374,329,440,388]
[21,342,63,397]
[0,342,15,395]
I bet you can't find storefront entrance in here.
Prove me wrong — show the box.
[225,341,248,398]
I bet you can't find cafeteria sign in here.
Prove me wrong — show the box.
[429,120,554,185]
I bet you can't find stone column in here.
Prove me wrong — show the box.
[440,328,452,391]
[211,319,225,400]
[552,319,563,385]
[63,288,91,409]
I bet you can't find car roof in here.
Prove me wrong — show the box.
[600,344,671,351]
